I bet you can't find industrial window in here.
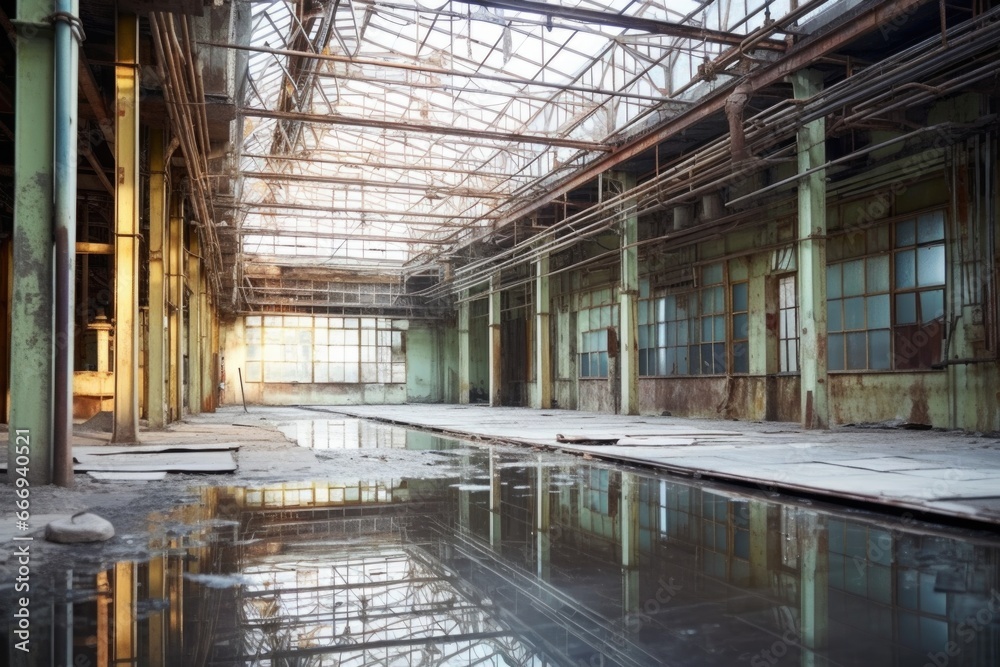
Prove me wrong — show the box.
[778,275,800,373]
[692,264,727,375]
[639,284,692,376]
[892,212,946,369]
[245,315,406,384]
[638,263,728,376]
[827,212,944,371]
[731,282,749,374]
[578,289,618,378]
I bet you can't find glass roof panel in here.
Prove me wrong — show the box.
[234,0,778,289]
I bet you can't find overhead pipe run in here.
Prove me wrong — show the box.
[425,7,1000,299]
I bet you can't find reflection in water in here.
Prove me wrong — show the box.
[13,443,1000,666]
[278,418,462,451]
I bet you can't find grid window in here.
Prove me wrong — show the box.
[244,316,406,384]
[578,290,618,378]
[692,265,726,375]
[731,282,749,374]
[893,212,945,369]
[778,275,799,373]
[827,212,945,371]
[638,263,727,376]
[828,257,891,370]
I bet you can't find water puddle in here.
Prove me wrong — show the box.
[9,434,1000,666]
[279,418,464,451]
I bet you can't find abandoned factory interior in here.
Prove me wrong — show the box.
[2,0,1000,665]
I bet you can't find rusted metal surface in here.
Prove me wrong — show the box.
[828,373,949,427]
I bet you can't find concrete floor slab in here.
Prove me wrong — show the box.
[316,404,1000,525]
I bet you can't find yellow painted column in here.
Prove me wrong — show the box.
[187,232,202,414]
[201,273,213,412]
[147,554,167,667]
[114,561,136,664]
[167,195,184,421]
[147,130,168,428]
[112,12,140,443]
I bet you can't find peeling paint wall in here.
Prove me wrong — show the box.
[829,372,949,426]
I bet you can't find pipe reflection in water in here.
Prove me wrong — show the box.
[16,433,1000,666]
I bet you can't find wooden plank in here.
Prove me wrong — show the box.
[69,451,237,473]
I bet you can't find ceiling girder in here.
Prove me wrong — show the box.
[242,107,612,151]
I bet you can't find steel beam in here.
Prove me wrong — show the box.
[462,0,785,48]
[112,12,140,443]
[204,40,685,102]
[10,0,54,485]
[793,70,828,429]
[242,107,611,151]
[147,130,168,428]
[242,170,510,198]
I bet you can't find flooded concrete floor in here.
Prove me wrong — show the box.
[2,407,1000,666]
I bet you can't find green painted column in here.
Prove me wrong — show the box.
[10,0,55,485]
[799,511,829,664]
[488,273,502,407]
[112,12,140,443]
[621,472,640,615]
[147,130,168,428]
[458,289,470,404]
[618,175,639,415]
[534,252,552,408]
[793,70,829,429]
[535,458,551,580]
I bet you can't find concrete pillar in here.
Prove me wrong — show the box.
[9,0,55,484]
[112,12,140,443]
[488,274,502,407]
[799,511,829,663]
[187,232,202,415]
[167,195,184,421]
[90,316,114,372]
[619,176,640,415]
[793,70,828,429]
[534,253,552,408]
[458,289,470,404]
[147,130,168,428]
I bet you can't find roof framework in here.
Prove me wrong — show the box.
[232,0,790,305]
